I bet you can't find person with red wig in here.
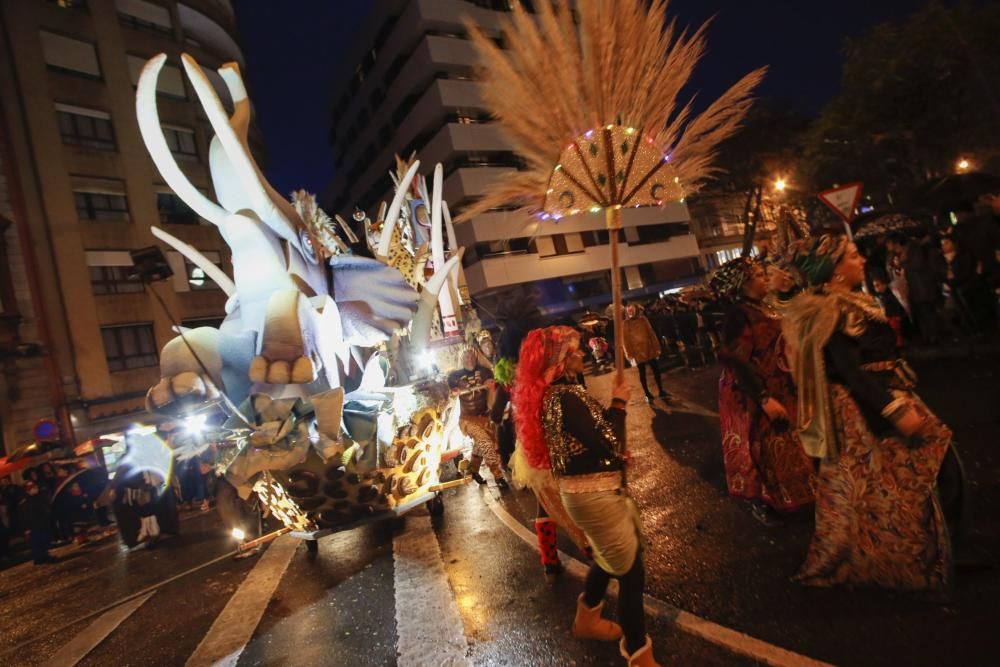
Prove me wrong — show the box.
[512,326,658,667]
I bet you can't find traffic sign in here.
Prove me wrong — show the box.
[33,419,60,442]
[818,182,863,224]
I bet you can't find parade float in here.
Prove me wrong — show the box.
[134,53,471,549]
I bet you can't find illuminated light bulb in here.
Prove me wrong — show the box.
[625,127,635,135]
[605,124,614,130]
[774,178,787,192]
[674,177,680,183]
[232,527,246,541]
[589,206,601,213]
[957,159,970,171]
[554,164,562,171]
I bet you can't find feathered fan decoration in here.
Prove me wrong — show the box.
[461,0,766,376]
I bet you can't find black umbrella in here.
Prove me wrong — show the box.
[852,210,931,240]
[915,172,1000,212]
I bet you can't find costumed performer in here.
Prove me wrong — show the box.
[447,345,508,489]
[512,326,659,667]
[783,235,953,595]
[711,258,815,526]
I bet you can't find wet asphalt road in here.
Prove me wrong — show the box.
[0,349,996,666]
[568,348,1000,667]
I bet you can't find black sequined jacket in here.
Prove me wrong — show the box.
[541,381,626,477]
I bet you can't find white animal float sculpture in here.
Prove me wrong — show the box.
[136,54,467,531]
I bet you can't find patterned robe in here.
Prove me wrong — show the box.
[718,302,815,511]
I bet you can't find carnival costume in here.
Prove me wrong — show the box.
[783,235,953,594]
[513,326,656,663]
[710,258,815,517]
[447,347,506,487]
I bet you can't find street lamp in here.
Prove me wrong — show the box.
[774,178,787,193]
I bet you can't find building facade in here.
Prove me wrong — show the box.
[325,0,703,316]
[0,0,252,451]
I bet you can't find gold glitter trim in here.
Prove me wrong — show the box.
[542,384,623,477]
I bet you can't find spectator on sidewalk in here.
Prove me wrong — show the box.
[18,481,52,565]
[941,234,997,337]
[871,275,907,348]
[887,233,946,344]
[622,304,668,402]
[62,482,95,544]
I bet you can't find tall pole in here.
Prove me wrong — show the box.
[606,207,624,382]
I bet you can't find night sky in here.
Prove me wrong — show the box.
[233,0,938,200]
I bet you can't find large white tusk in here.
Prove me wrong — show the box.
[150,226,235,297]
[136,54,227,225]
[441,200,462,301]
[442,200,458,251]
[409,252,462,351]
[181,54,299,242]
[217,63,250,139]
[431,164,445,268]
[378,160,420,258]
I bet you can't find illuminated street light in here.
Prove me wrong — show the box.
[957,158,971,173]
[774,178,787,192]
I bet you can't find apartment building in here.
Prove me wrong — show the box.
[0,0,255,450]
[325,0,703,316]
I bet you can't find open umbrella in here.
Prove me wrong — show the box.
[458,0,764,379]
[852,210,931,240]
[576,311,609,330]
[52,466,109,502]
[7,440,68,462]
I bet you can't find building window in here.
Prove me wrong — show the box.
[116,0,173,35]
[156,192,200,225]
[86,250,142,294]
[75,190,130,222]
[56,105,116,150]
[40,31,101,78]
[89,266,143,294]
[167,250,223,292]
[101,323,158,371]
[127,54,185,98]
[47,0,88,10]
[163,126,198,160]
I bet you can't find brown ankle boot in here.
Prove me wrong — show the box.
[619,635,661,666]
[572,593,623,641]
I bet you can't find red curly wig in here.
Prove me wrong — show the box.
[511,326,580,469]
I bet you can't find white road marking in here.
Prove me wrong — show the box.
[482,493,833,667]
[41,591,156,667]
[185,535,299,667]
[393,513,470,667]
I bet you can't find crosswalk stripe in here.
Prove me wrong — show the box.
[185,535,299,667]
[41,591,156,667]
[393,513,470,667]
